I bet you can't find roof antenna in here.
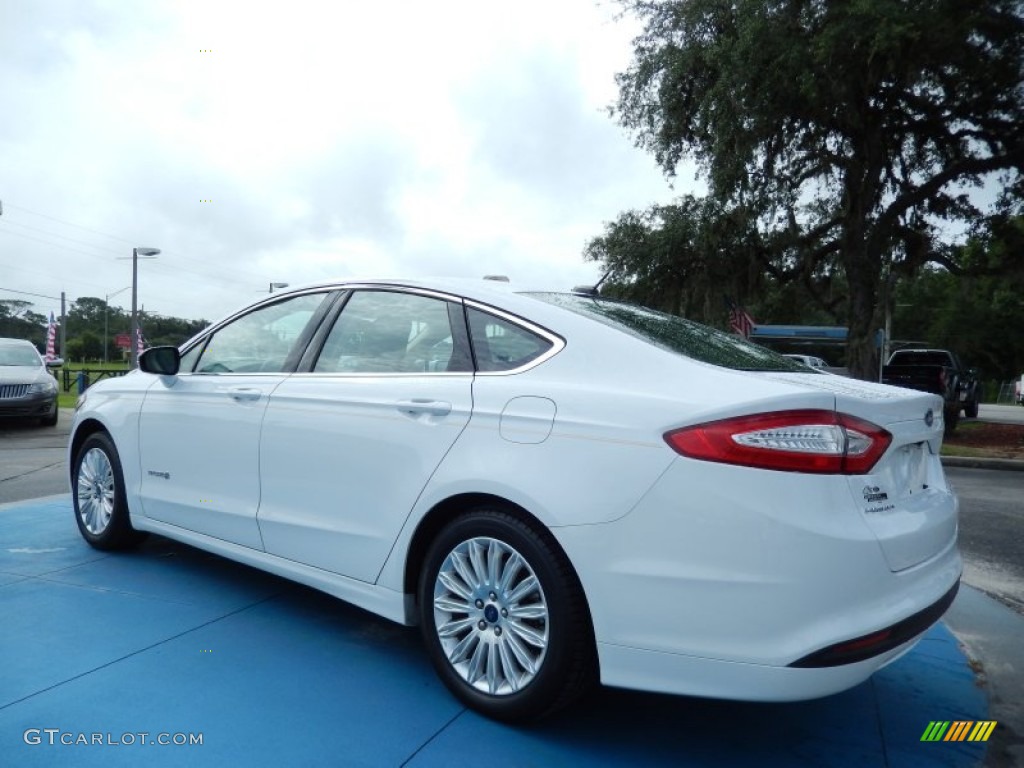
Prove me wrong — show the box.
[572,268,612,296]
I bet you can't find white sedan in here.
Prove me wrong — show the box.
[69,278,961,721]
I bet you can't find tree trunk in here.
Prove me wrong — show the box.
[844,252,880,381]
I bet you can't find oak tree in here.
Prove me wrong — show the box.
[614,0,1024,378]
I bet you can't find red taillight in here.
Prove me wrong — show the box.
[664,409,892,474]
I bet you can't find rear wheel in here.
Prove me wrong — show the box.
[72,432,147,550]
[418,508,595,722]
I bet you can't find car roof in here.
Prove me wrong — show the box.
[0,337,38,348]
[257,277,593,327]
[284,276,547,304]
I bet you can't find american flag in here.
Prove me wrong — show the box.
[136,327,146,359]
[725,297,756,339]
[45,312,58,361]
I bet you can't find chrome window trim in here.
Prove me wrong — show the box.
[330,283,466,303]
[177,287,336,370]
[304,286,470,377]
[287,372,476,379]
[176,283,565,378]
[463,299,565,376]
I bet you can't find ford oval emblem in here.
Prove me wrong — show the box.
[924,408,934,427]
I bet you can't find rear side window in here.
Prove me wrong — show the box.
[467,308,553,372]
[527,293,809,372]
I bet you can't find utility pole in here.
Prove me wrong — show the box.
[60,292,66,362]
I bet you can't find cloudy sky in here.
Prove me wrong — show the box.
[0,0,697,325]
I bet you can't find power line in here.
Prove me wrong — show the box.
[1,220,124,256]
[1,202,291,312]
[3,202,136,245]
[0,287,62,301]
[0,228,111,261]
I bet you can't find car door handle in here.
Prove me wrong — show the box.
[396,399,452,417]
[227,387,262,402]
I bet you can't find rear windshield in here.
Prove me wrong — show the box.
[526,293,812,372]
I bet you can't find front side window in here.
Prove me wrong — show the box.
[314,291,464,373]
[193,293,327,374]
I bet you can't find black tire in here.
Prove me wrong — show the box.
[418,508,595,722]
[964,398,979,419]
[72,432,148,551]
[943,406,960,436]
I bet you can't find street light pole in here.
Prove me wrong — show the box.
[128,247,160,368]
[269,282,289,293]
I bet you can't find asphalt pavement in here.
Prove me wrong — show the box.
[0,409,71,503]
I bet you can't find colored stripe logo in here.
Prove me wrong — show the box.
[921,721,997,742]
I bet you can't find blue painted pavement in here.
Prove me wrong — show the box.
[0,497,991,767]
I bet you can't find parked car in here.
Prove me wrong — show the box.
[68,279,961,721]
[0,337,59,426]
[782,353,828,370]
[881,348,979,433]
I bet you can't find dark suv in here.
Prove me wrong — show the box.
[0,338,59,426]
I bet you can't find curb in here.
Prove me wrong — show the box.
[941,456,1024,472]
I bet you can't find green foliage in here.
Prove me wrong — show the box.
[1,299,47,349]
[64,331,104,363]
[63,296,208,361]
[584,195,769,322]
[893,252,1024,381]
[613,0,1024,378]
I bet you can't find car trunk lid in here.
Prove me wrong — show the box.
[760,373,957,571]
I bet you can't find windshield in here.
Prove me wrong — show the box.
[526,293,813,372]
[0,346,42,367]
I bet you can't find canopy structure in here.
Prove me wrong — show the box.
[750,325,884,346]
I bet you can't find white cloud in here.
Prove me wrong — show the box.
[0,0,694,324]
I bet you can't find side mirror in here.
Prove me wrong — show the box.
[139,346,181,376]
[45,358,63,369]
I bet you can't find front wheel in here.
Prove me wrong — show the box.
[72,432,147,551]
[944,406,960,436]
[418,509,595,722]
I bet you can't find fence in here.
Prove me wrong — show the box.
[995,379,1023,405]
[60,368,129,394]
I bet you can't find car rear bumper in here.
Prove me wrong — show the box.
[552,457,963,701]
[596,634,921,702]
